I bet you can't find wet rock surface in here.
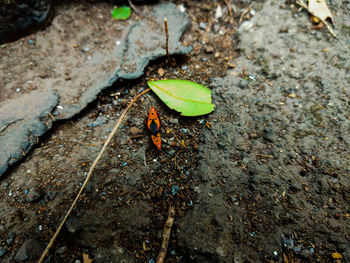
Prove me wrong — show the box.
[0,1,191,176]
[14,238,42,262]
[0,0,349,262]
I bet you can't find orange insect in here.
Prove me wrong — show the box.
[147,107,160,133]
[151,133,161,150]
[147,107,161,150]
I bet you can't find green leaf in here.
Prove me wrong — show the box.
[147,79,215,116]
[111,6,131,20]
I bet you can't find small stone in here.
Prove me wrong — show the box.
[26,188,44,202]
[239,79,249,89]
[158,68,165,77]
[7,232,15,244]
[56,246,67,254]
[109,168,120,175]
[39,72,49,78]
[14,239,42,262]
[205,46,214,53]
[47,191,57,201]
[215,5,223,20]
[288,93,297,98]
[199,22,207,30]
[262,128,274,142]
[130,127,142,135]
[85,181,94,193]
[169,118,179,125]
[88,116,107,128]
[168,150,176,156]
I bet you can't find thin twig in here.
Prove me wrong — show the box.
[164,18,176,66]
[38,88,151,263]
[295,0,336,38]
[223,0,234,24]
[47,112,55,120]
[156,206,176,263]
[128,0,140,17]
[239,4,251,25]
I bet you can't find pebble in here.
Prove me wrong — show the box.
[14,239,42,262]
[88,116,107,128]
[281,234,294,249]
[169,118,179,125]
[199,22,207,30]
[262,128,275,142]
[158,68,165,77]
[26,188,44,202]
[47,191,57,201]
[215,5,223,20]
[205,45,214,53]
[168,150,176,156]
[239,79,249,89]
[7,232,15,244]
[56,246,67,254]
[85,181,94,193]
[109,168,120,175]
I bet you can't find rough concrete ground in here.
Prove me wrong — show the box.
[0,0,350,262]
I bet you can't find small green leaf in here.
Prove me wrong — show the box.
[147,79,215,116]
[111,6,131,20]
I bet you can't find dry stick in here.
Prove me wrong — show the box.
[156,206,176,263]
[239,4,251,25]
[128,0,140,17]
[38,88,151,263]
[223,0,234,24]
[295,0,336,38]
[164,18,176,66]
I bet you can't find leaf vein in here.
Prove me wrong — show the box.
[151,83,212,105]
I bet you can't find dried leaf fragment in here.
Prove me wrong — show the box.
[308,0,334,25]
[296,0,336,37]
